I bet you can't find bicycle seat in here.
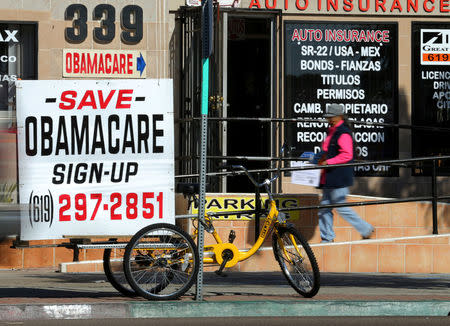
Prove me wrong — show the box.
[176,182,200,196]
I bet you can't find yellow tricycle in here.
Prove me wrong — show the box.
[122,165,320,300]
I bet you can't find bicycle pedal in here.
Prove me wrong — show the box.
[215,249,233,276]
[228,230,236,243]
[214,270,228,277]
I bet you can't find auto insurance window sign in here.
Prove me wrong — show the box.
[16,80,175,240]
[284,22,398,176]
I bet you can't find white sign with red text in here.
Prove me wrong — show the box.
[16,79,174,240]
[63,49,147,78]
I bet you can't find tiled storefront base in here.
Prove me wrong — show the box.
[0,238,108,270]
[1,194,449,273]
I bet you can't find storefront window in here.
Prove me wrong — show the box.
[0,23,37,129]
[412,22,450,176]
[284,22,399,177]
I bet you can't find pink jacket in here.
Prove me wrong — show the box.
[320,120,353,185]
[322,120,353,165]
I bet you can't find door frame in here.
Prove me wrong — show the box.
[220,9,281,192]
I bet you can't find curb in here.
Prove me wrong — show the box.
[1,301,449,320]
[59,260,104,273]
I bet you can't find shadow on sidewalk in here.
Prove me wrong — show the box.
[22,271,450,290]
[1,271,447,301]
[202,272,450,291]
[0,287,120,298]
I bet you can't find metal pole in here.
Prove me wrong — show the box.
[431,160,438,234]
[221,12,228,193]
[254,173,261,242]
[195,55,210,301]
[195,57,209,301]
[196,0,213,302]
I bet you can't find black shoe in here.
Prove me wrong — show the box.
[362,228,374,240]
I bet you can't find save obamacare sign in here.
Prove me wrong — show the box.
[16,79,174,240]
[246,0,450,14]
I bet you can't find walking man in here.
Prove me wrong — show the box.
[317,104,374,243]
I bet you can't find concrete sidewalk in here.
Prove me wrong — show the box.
[0,269,449,320]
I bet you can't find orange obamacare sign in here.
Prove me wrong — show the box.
[190,194,308,220]
[63,49,147,78]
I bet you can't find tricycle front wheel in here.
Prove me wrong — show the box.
[272,226,320,298]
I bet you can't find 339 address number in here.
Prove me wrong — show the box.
[65,4,143,44]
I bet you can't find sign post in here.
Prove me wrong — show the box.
[195,0,213,301]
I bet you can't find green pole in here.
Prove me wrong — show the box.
[201,58,210,115]
[196,0,213,302]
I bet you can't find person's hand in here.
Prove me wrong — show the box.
[316,152,327,165]
[318,160,328,166]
